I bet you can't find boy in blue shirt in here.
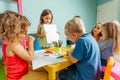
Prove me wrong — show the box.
[58,18,101,80]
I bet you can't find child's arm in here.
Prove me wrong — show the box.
[36,24,46,38]
[27,36,35,59]
[66,50,78,63]
[10,36,35,61]
[68,55,78,63]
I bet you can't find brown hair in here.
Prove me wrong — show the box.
[0,10,30,42]
[102,20,120,54]
[91,23,102,37]
[40,9,53,24]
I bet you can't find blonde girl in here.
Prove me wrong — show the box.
[0,10,35,80]
[99,20,120,66]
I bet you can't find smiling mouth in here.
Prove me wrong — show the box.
[93,31,96,33]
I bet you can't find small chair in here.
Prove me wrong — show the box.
[102,56,120,80]
[111,62,120,80]
[103,56,114,80]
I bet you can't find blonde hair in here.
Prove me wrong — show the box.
[65,18,86,34]
[102,20,120,54]
[0,10,30,42]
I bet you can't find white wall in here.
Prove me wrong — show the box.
[97,0,119,23]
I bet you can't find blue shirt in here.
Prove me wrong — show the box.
[72,33,101,80]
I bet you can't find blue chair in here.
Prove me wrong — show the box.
[34,40,41,51]
[29,33,41,51]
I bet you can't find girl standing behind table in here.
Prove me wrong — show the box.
[36,9,55,49]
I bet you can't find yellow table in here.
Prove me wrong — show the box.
[43,46,74,80]
[43,60,72,80]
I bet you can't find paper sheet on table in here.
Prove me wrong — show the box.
[32,50,67,70]
[44,24,59,43]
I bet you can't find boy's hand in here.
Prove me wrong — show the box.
[66,50,72,56]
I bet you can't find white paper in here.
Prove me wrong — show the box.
[32,50,67,70]
[44,24,59,43]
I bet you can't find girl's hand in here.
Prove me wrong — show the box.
[28,36,35,43]
[57,31,60,35]
[42,32,46,36]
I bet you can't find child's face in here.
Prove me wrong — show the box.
[93,24,101,36]
[42,14,52,24]
[19,32,27,40]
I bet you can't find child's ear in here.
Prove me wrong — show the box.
[72,33,78,38]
